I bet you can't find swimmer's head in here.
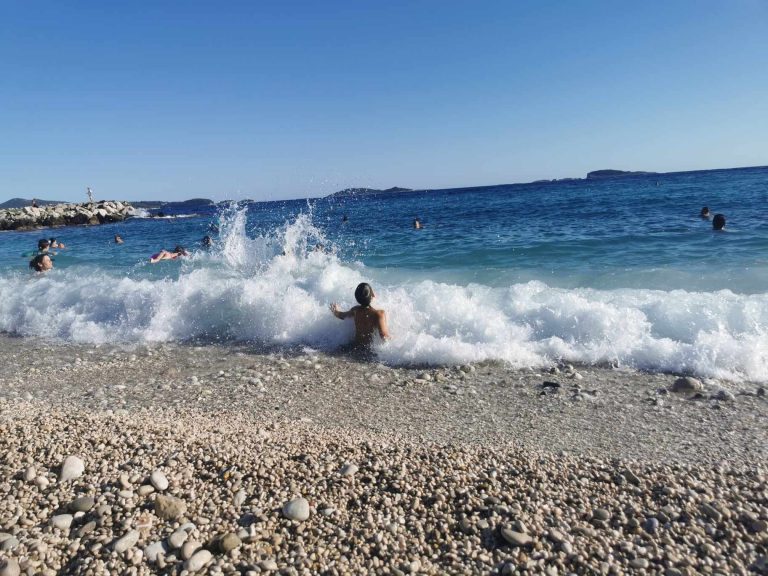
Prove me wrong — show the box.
[174,245,187,254]
[713,214,726,231]
[354,282,374,307]
[202,236,212,246]
[700,207,710,217]
[38,239,50,250]
[114,234,123,243]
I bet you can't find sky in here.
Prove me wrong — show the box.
[1,0,767,202]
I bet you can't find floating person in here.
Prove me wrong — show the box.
[114,234,124,244]
[342,214,349,223]
[29,253,53,272]
[700,207,711,219]
[149,245,188,263]
[201,235,213,247]
[413,218,423,229]
[330,282,390,350]
[49,237,65,249]
[712,214,726,231]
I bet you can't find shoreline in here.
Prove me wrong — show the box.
[1,336,766,574]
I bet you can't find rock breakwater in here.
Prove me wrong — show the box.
[0,201,133,231]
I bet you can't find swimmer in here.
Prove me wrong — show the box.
[29,253,53,272]
[201,235,213,247]
[149,245,188,263]
[700,207,711,219]
[49,238,65,249]
[114,234,124,244]
[413,218,422,230]
[342,214,349,223]
[712,214,726,231]
[330,282,390,349]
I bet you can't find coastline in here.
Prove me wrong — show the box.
[1,336,766,573]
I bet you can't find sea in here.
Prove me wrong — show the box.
[1,166,767,383]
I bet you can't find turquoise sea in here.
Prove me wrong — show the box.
[1,166,767,382]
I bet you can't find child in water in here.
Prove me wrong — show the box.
[330,283,390,348]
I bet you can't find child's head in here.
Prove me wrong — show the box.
[354,283,374,306]
[38,238,50,250]
[713,214,726,230]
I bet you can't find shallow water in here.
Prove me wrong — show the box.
[1,166,767,381]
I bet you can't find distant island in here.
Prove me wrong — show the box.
[0,198,65,209]
[326,187,412,198]
[586,169,658,180]
[131,198,214,209]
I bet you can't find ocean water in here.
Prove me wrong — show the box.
[1,166,767,382]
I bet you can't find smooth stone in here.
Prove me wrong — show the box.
[500,527,532,547]
[259,559,278,571]
[701,503,722,522]
[548,529,567,543]
[671,377,703,394]
[0,559,20,576]
[714,389,736,402]
[233,489,246,508]
[1,537,20,551]
[69,496,95,512]
[51,514,74,531]
[23,466,36,482]
[137,485,155,496]
[219,532,241,552]
[114,530,140,553]
[184,549,213,572]
[144,540,166,563]
[169,529,188,549]
[150,470,169,491]
[155,494,187,520]
[181,541,201,561]
[593,508,611,521]
[59,455,85,482]
[643,517,660,534]
[340,463,359,477]
[629,558,650,569]
[282,497,310,521]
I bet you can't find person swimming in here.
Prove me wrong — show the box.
[201,235,213,247]
[413,218,423,229]
[712,214,726,231]
[700,207,711,219]
[114,234,124,244]
[149,245,188,263]
[29,253,53,272]
[49,238,65,249]
[330,282,390,350]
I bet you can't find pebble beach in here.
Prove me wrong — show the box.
[1,336,766,575]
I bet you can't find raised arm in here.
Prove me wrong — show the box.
[330,303,351,320]
[376,310,391,340]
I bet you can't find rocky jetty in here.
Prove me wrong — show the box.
[0,201,133,231]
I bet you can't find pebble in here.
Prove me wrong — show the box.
[1,537,20,551]
[701,503,722,522]
[259,559,278,571]
[169,529,188,548]
[182,540,201,560]
[671,377,703,394]
[593,508,611,521]
[500,527,532,547]
[233,489,247,507]
[643,517,660,534]
[113,530,140,553]
[150,469,169,491]
[144,540,166,562]
[59,455,85,482]
[340,462,359,477]
[282,497,310,521]
[154,494,187,520]
[51,514,74,531]
[0,559,20,576]
[629,558,649,569]
[69,495,95,512]
[184,549,213,572]
[714,389,736,402]
[219,532,241,552]
[23,466,36,482]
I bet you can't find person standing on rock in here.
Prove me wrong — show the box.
[330,282,390,350]
[87,187,93,203]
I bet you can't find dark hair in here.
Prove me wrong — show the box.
[700,207,709,215]
[174,245,186,254]
[38,239,50,250]
[354,282,373,307]
[49,238,56,243]
[712,214,726,231]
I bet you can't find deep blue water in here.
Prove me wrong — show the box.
[1,166,767,381]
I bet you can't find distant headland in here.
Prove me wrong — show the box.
[326,187,412,199]
[586,169,658,180]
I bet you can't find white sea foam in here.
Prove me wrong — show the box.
[1,208,766,383]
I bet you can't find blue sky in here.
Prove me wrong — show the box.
[1,0,767,202]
